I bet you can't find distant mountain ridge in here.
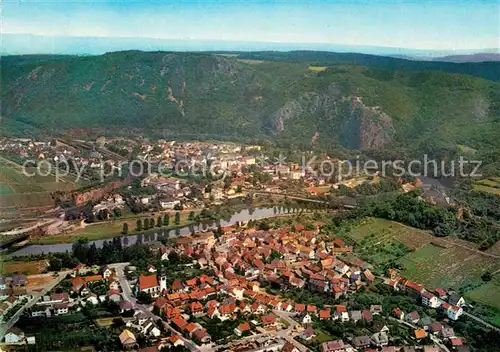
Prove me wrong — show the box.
[433,53,500,63]
[1,50,499,161]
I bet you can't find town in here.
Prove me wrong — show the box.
[0,220,482,352]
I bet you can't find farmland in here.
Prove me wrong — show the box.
[345,218,500,292]
[472,177,500,195]
[0,158,86,211]
[1,260,49,275]
[465,275,500,311]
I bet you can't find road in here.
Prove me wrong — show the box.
[0,219,57,236]
[0,270,72,340]
[273,310,310,352]
[389,317,450,352]
[110,263,202,351]
[463,312,500,332]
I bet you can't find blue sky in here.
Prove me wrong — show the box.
[3,0,499,50]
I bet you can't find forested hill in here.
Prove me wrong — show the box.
[2,50,499,163]
[233,50,500,82]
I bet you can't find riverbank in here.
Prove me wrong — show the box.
[30,211,198,245]
[7,206,314,257]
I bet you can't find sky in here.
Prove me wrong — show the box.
[2,0,499,52]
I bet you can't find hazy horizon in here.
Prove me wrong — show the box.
[3,0,499,56]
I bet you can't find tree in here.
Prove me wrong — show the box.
[143,218,149,230]
[163,214,170,226]
[137,291,153,305]
[188,211,195,221]
[174,212,180,225]
[122,223,129,235]
[149,218,155,229]
[157,216,162,228]
[136,219,142,231]
[49,257,62,271]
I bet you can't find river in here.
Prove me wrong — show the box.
[9,207,297,257]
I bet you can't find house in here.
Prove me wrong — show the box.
[404,280,424,298]
[31,306,51,318]
[192,328,211,344]
[283,341,301,352]
[169,335,184,347]
[370,305,383,315]
[54,302,69,316]
[4,327,24,344]
[294,303,305,314]
[418,316,433,330]
[406,311,420,324]
[119,329,137,349]
[442,303,463,321]
[371,332,389,347]
[138,274,160,298]
[421,291,440,308]
[441,327,455,339]
[430,322,443,334]
[86,294,99,305]
[434,288,448,299]
[362,310,373,322]
[261,313,277,328]
[299,327,316,341]
[102,266,113,279]
[415,328,427,339]
[353,335,371,348]
[116,298,132,312]
[392,308,405,320]
[301,313,313,325]
[72,277,86,293]
[448,292,465,307]
[108,289,122,302]
[350,310,362,323]
[321,340,347,352]
[234,322,251,336]
[190,301,204,316]
[319,309,331,320]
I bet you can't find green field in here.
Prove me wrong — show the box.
[397,243,500,290]
[0,159,86,210]
[465,280,500,311]
[0,183,15,195]
[345,218,500,293]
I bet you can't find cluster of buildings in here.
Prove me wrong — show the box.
[0,275,29,321]
[384,270,465,321]
[121,221,473,351]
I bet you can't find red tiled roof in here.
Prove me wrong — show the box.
[319,309,331,319]
[139,274,159,290]
[261,313,276,326]
[295,303,305,312]
[237,322,250,332]
[84,275,103,283]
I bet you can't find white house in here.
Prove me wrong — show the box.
[301,313,313,325]
[4,328,24,344]
[446,305,463,321]
[421,291,440,308]
[102,267,113,279]
[54,303,69,316]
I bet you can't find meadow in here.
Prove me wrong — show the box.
[0,158,86,211]
[345,218,500,291]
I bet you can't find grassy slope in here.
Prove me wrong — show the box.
[345,218,500,295]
